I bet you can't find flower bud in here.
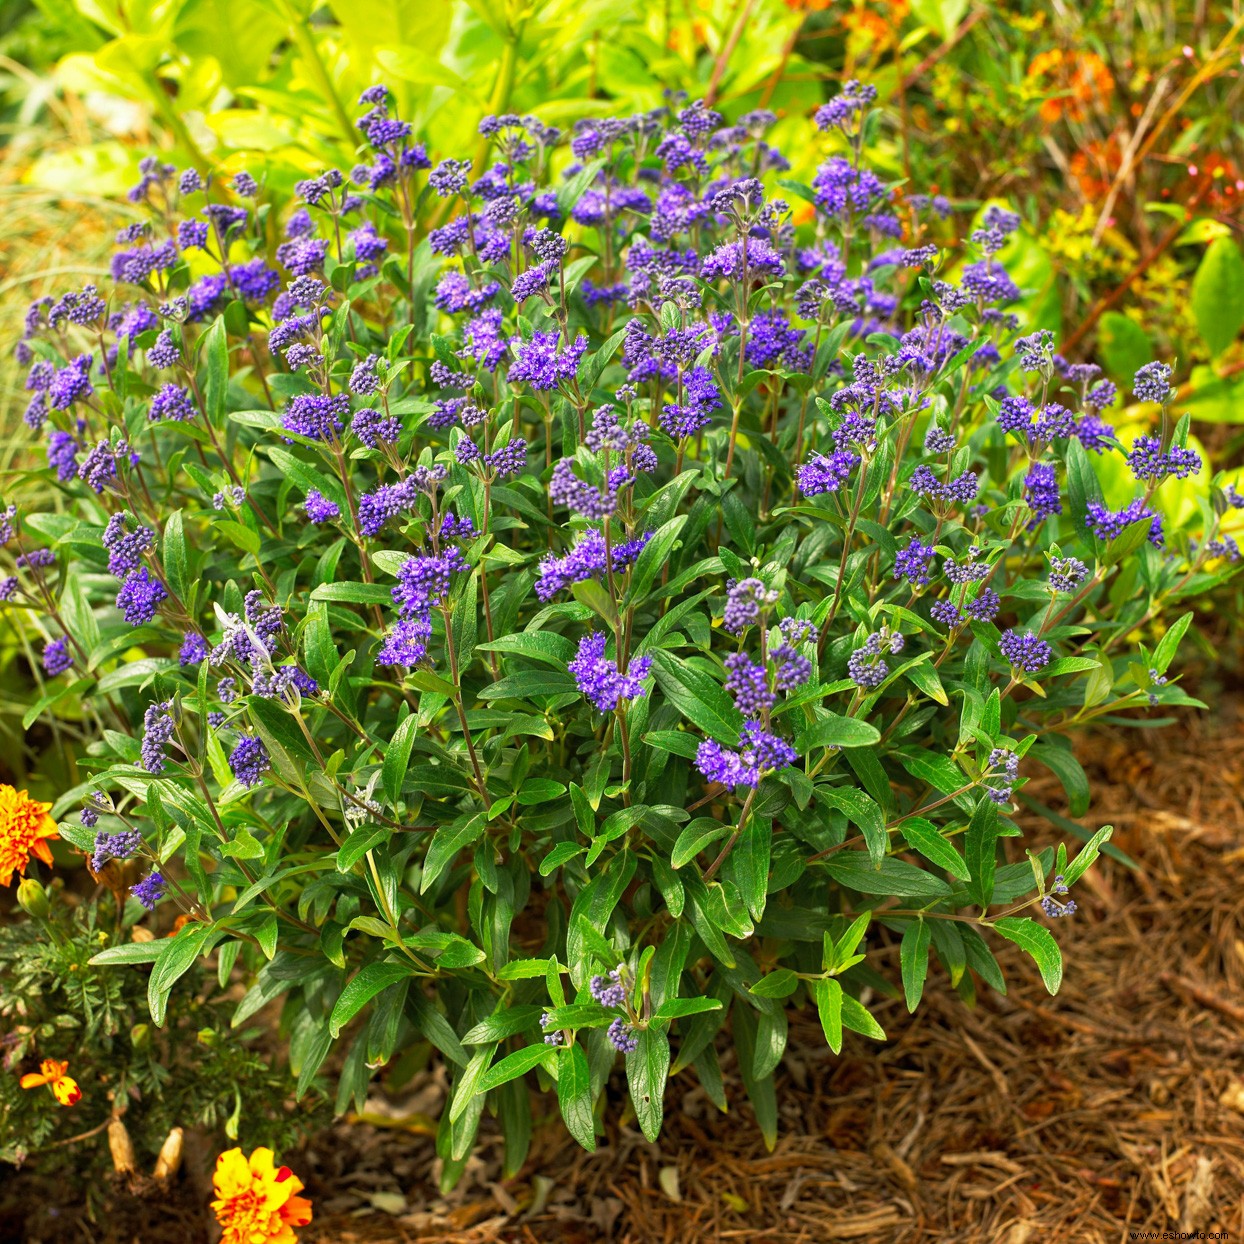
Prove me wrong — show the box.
[16,878,49,919]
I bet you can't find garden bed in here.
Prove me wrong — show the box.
[7,706,1242,1244]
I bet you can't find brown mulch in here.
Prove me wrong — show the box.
[8,708,1244,1243]
[293,706,1244,1244]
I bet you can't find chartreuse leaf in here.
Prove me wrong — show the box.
[1192,237,1244,357]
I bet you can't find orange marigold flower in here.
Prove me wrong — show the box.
[212,1147,313,1244]
[20,1058,82,1106]
[0,785,57,887]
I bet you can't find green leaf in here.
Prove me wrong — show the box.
[461,1006,543,1045]
[329,961,413,1037]
[382,712,419,806]
[1096,311,1152,386]
[795,714,881,751]
[310,581,393,606]
[517,778,566,805]
[420,815,487,893]
[480,671,579,701]
[813,978,843,1053]
[817,788,887,865]
[148,924,215,1027]
[993,916,1063,995]
[624,515,686,606]
[671,817,730,869]
[823,852,952,899]
[221,828,263,859]
[1062,824,1113,888]
[337,826,389,872]
[557,1043,596,1153]
[478,631,575,667]
[653,997,724,1020]
[449,1047,497,1124]
[163,510,189,603]
[476,1044,557,1094]
[650,652,742,744]
[1153,611,1193,675]
[1192,237,1244,357]
[900,921,931,1013]
[266,445,348,513]
[964,798,999,908]
[840,995,886,1040]
[201,316,229,423]
[626,1026,669,1143]
[899,817,970,880]
[1031,745,1090,818]
[1065,436,1105,537]
[748,969,798,999]
[539,842,584,876]
[89,941,166,966]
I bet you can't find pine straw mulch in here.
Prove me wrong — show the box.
[296,705,1244,1244]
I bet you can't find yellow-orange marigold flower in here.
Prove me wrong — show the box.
[0,785,57,887]
[20,1058,82,1106]
[212,1147,313,1244]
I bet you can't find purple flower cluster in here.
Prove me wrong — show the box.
[378,523,471,668]
[140,701,176,773]
[696,722,797,789]
[723,579,778,635]
[798,450,858,497]
[535,529,651,601]
[999,629,1052,674]
[1126,435,1201,482]
[569,633,652,712]
[228,735,271,788]
[91,828,142,871]
[1086,500,1163,547]
[131,871,166,911]
[848,629,905,689]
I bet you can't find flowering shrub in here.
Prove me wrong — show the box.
[3,84,1238,1176]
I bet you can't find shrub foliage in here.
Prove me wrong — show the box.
[3,86,1237,1176]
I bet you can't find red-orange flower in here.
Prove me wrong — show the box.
[842,0,909,40]
[212,1147,313,1244]
[20,1059,82,1106]
[1028,49,1114,124]
[0,785,57,887]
